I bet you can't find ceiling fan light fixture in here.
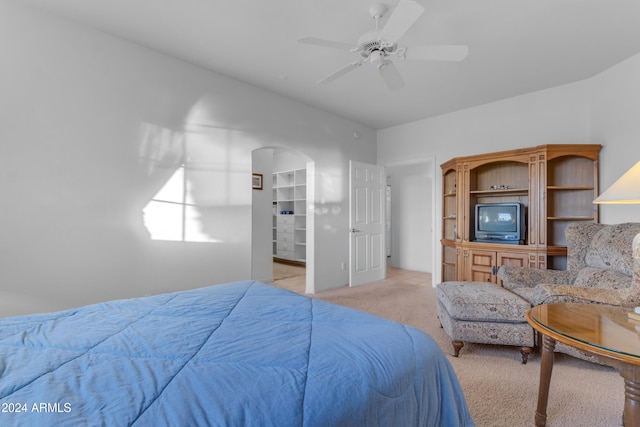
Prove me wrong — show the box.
[370,50,384,67]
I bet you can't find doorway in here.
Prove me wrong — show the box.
[251,148,314,292]
[384,158,436,287]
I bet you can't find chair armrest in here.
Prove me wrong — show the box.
[497,266,576,290]
[533,284,625,306]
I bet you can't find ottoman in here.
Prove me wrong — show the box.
[436,281,535,364]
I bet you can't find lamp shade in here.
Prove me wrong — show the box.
[593,160,640,204]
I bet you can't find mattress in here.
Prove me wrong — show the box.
[0,280,473,426]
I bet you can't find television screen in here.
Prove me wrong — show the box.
[477,205,518,233]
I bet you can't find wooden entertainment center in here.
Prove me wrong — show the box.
[441,144,602,283]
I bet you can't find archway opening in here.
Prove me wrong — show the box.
[251,147,314,293]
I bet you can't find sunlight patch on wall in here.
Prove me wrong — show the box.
[139,93,260,243]
[139,119,254,243]
[143,166,222,243]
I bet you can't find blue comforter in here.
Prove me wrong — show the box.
[0,281,473,426]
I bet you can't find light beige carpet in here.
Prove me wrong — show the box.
[277,269,624,427]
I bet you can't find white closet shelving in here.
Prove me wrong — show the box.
[273,168,306,262]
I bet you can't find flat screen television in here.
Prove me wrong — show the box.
[474,202,526,244]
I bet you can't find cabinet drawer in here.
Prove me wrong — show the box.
[277,241,294,251]
[277,232,294,243]
[277,224,294,234]
[277,215,294,224]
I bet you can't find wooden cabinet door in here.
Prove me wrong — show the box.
[496,252,529,286]
[466,249,497,283]
[497,251,529,267]
[496,251,529,285]
[466,248,528,284]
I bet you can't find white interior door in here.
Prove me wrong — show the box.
[349,161,386,286]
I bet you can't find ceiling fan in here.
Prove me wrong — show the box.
[298,1,468,91]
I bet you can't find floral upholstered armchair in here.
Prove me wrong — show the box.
[498,222,640,308]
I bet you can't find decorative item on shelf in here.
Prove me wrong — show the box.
[489,184,509,190]
[593,159,640,320]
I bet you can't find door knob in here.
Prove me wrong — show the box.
[350,228,360,233]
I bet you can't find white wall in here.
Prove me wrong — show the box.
[251,149,274,284]
[379,80,592,167]
[274,150,308,172]
[590,53,640,224]
[0,1,376,315]
[378,54,640,283]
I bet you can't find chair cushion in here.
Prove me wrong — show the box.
[584,223,640,277]
[437,281,531,323]
[574,267,632,290]
[509,287,537,305]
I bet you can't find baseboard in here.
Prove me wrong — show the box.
[273,258,306,267]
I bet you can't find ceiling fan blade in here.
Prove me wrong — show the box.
[317,61,363,85]
[404,45,469,61]
[378,61,404,91]
[298,36,357,51]
[378,0,425,43]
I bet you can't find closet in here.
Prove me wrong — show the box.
[273,168,306,263]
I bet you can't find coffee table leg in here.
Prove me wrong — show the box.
[619,365,640,427]
[535,334,556,427]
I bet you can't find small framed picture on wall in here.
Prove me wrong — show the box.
[252,173,263,190]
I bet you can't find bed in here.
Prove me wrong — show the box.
[0,280,473,426]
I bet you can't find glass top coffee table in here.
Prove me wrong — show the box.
[526,303,640,427]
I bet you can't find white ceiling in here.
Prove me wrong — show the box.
[22,0,640,129]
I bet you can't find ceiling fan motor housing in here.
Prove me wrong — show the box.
[357,30,396,57]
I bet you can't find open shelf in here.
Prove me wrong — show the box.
[273,168,306,263]
[470,188,528,196]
